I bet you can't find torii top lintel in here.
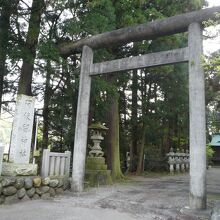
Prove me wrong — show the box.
[58,6,220,57]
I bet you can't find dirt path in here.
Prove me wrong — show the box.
[0,168,220,220]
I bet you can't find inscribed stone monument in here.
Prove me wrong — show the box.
[9,95,35,164]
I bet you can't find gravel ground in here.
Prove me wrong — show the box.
[0,168,220,220]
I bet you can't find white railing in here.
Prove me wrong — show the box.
[167,148,190,174]
[41,149,71,177]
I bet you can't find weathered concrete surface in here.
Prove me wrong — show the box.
[9,94,35,164]
[188,22,207,209]
[72,46,93,192]
[58,6,220,56]
[1,163,37,176]
[91,47,189,75]
[1,168,220,220]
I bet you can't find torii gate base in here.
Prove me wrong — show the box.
[71,22,207,212]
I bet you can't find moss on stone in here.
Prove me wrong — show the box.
[85,170,112,187]
[85,156,112,187]
[86,157,108,170]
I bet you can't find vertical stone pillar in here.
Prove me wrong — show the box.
[41,149,50,177]
[72,46,93,192]
[188,22,206,209]
[0,142,4,175]
[9,95,35,164]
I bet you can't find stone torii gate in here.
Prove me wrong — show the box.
[58,6,220,210]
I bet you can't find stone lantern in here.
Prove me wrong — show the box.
[167,147,175,174]
[88,123,108,157]
[85,122,112,187]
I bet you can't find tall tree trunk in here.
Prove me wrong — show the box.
[130,69,138,171]
[106,74,123,180]
[106,96,123,180]
[119,84,127,127]
[136,71,152,174]
[0,1,14,113]
[17,0,44,95]
[136,124,146,174]
[70,65,78,155]
[42,60,51,149]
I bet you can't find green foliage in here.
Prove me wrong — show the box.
[207,144,214,159]
[91,76,118,122]
[61,17,82,36]
[38,40,60,60]
[204,51,220,134]
[82,0,116,34]
[144,145,167,171]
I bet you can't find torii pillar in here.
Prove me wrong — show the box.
[71,46,93,192]
[188,22,207,209]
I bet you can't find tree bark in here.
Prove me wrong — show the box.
[0,1,14,113]
[42,60,51,149]
[17,0,44,95]
[136,124,146,174]
[58,6,220,56]
[136,71,152,174]
[106,74,123,180]
[106,94,123,180]
[130,70,138,171]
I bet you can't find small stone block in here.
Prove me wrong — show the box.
[17,188,26,199]
[26,188,35,198]
[180,206,212,219]
[40,186,50,194]
[41,193,51,200]
[63,178,70,190]
[57,179,64,188]
[2,163,38,176]
[33,177,41,187]
[42,177,50,186]
[24,177,33,189]
[2,177,16,187]
[0,183,2,194]
[49,179,59,188]
[55,188,64,194]
[0,196,5,204]
[86,157,108,170]
[15,178,25,189]
[2,186,17,196]
[21,195,30,202]
[35,188,43,196]
[4,194,19,204]
[49,188,56,197]
[85,170,112,187]
[32,193,40,200]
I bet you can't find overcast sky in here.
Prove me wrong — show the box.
[204,0,220,54]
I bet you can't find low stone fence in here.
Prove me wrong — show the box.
[166,148,190,173]
[41,149,71,177]
[0,176,70,204]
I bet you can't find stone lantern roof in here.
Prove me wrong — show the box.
[89,122,108,130]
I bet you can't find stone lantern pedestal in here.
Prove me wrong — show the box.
[85,123,112,187]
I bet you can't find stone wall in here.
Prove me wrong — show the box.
[0,176,70,204]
